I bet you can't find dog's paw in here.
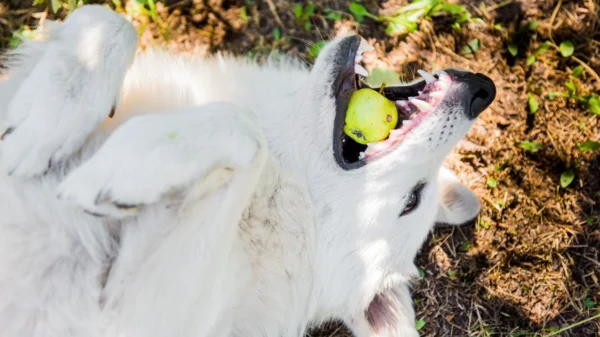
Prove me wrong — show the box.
[57,104,264,219]
[0,5,136,178]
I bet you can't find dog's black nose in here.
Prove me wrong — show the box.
[444,69,496,119]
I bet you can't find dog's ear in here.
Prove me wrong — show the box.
[435,167,481,226]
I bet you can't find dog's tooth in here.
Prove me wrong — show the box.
[359,38,375,52]
[436,70,449,78]
[355,54,364,63]
[395,99,407,106]
[389,128,402,136]
[409,98,432,111]
[367,141,387,152]
[417,69,436,84]
[354,64,368,77]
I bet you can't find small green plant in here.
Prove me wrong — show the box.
[9,26,42,49]
[583,299,597,308]
[571,65,584,78]
[575,141,600,152]
[527,93,539,114]
[348,0,478,37]
[293,2,316,31]
[519,141,543,153]
[461,241,471,251]
[307,40,326,61]
[33,0,85,14]
[560,169,575,188]
[415,319,426,330]
[506,20,539,58]
[486,177,497,188]
[272,28,281,41]
[559,40,574,57]
[461,38,480,55]
[348,2,378,22]
[239,6,248,22]
[323,7,343,21]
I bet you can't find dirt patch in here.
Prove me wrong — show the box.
[1,0,599,336]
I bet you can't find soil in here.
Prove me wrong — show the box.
[1,0,599,336]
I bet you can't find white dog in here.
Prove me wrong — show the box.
[0,5,495,337]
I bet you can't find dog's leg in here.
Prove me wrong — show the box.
[0,5,137,177]
[58,102,267,337]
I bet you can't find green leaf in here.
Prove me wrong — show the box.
[534,41,552,55]
[486,177,497,188]
[478,219,490,229]
[583,299,597,308]
[576,141,600,152]
[9,35,22,49]
[385,14,419,36]
[447,269,457,280]
[434,3,466,15]
[565,80,577,97]
[559,41,574,57]
[67,0,77,12]
[239,6,248,22]
[417,267,425,278]
[51,0,61,13]
[525,20,539,31]
[571,65,584,78]
[587,94,600,114]
[293,3,302,19]
[325,8,342,21]
[586,217,594,225]
[527,93,538,114]
[526,55,535,66]
[272,28,280,40]
[349,2,372,22]
[365,68,401,87]
[508,42,518,57]
[32,0,45,6]
[396,0,438,14]
[415,319,426,331]
[304,2,315,18]
[461,241,471,251]
[519,141,543,153]
[308,40,326,60]
[560,169,575,188]
[548,92,559,100]
[461,38,480,54]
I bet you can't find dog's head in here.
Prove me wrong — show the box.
[296,35,495,333]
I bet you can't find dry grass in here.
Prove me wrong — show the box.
[1,0,599,336]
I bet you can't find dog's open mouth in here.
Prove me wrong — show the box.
[332,37,453,170]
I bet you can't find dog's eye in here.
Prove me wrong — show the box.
[400,182,426,217]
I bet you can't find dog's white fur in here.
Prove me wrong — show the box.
[0,5,482,337]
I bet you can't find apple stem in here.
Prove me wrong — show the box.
[379,83,386,95]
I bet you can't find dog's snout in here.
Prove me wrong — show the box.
[444,69,496,119]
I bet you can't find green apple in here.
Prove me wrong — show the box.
[343,88,398,145]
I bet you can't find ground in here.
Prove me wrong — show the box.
[0,0,599,336]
